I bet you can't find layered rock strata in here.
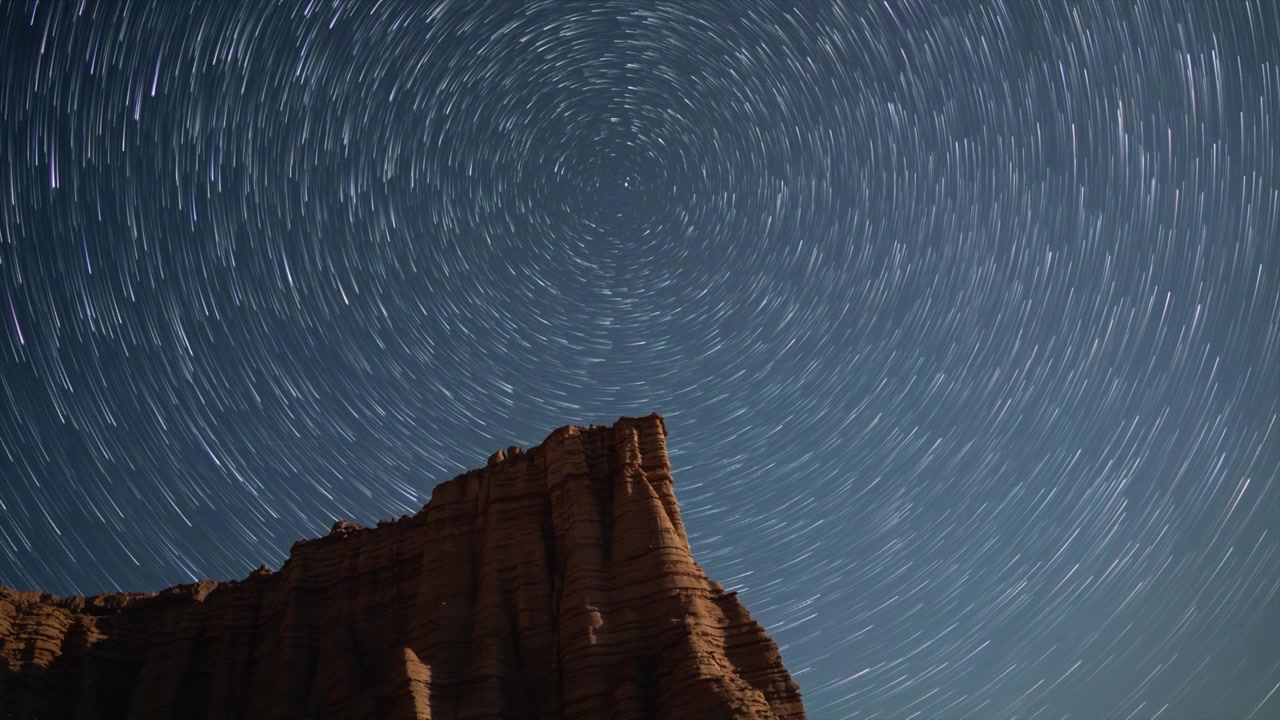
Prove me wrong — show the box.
[0,414,805,719]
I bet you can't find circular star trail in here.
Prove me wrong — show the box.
[2,1,1278,717]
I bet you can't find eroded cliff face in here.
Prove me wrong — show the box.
[0,414,805,720]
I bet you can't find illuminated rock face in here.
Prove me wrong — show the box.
[0,414,806,720]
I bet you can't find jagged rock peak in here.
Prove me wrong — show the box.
[0,413,804,720]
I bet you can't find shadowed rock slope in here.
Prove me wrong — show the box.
[0,414,806,719]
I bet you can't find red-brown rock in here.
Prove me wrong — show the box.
[0,414,806,719]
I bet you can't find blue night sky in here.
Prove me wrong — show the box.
[1,1,1277,717]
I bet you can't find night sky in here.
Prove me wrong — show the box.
[1,0,1278,717]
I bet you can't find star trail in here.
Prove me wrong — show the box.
[2,0,1278,717]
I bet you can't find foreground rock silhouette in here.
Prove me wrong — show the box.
[0,414,805,719]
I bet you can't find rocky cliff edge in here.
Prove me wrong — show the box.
[0,413,805,719]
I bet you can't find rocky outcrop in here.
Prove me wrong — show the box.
[0,414,805,719]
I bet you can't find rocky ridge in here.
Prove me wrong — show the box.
[0,413,805,719]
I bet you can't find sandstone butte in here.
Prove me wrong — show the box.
[0,414,806,719]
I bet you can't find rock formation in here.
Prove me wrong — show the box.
[0,414,805,719]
